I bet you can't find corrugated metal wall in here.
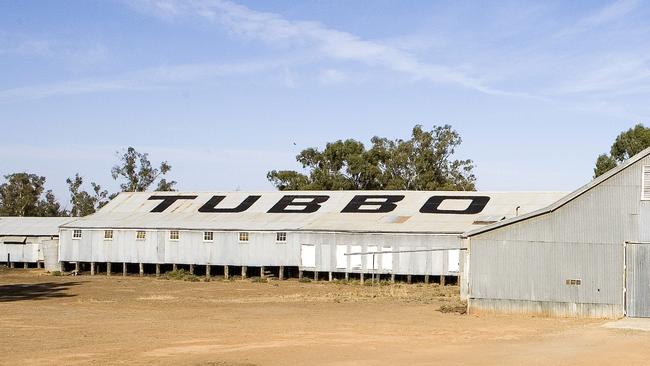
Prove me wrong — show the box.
[468,155,650,317]
[625,243,650,317]
[0,237,51,262]
[59,229,462,275]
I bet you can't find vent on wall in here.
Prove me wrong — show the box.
[643,166,650,200]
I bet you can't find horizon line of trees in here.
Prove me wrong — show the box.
[1,123,646,218]
[0,147,176,218]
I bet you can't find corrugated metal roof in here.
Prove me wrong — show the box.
[0,217,75,236]
[62,191,567,234]
[462,147,650,238]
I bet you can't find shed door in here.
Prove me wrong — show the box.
[626,243,650,317]
[300,244,315,268]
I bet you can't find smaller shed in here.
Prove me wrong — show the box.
[0,217,74,269]
[462,147,650,318]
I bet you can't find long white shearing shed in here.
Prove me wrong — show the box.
[58,191,565,281]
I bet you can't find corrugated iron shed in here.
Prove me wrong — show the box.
[62,191,568,234]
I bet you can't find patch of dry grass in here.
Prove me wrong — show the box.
[437,299,467,314]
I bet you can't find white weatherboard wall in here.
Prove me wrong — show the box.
[59,229,466,275]
[60,229,301,266]
[0,241,39,263]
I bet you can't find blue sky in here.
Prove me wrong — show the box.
[1,0,649,209]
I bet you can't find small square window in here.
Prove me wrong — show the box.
[239,232,249,242]
[203,231,214,241]
[73,229,82,239]
[170,230,180,240]
[136,231,146,240]
[104,230,113,240]
[276,232,287,243]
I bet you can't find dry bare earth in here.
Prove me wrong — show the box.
[1,268,650,366]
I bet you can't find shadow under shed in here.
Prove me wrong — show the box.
[0,281,82,302]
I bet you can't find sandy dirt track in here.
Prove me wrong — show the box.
[1,269,650,366]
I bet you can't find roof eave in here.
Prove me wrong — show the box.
[462,146,650,238]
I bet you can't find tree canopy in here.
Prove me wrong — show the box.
[66,173,109,217]
[0,146,178,217]
[111,147,176,192]
[0,173,66,216]
[267,125,476,191]
[594,124,650,177]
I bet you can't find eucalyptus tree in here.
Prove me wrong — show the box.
[0,173,66,216]
[594,124,650,177]
[267,124,476,191]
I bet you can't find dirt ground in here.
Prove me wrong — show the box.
[1,268,650,366]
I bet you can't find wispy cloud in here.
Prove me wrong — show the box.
[554,56,650,95]
[128,0,539,98]
[3,0,648,106]
[543,0,650,100]
[0,31,109,70]
[559,0,640,36]
[318,69,348,85]
[0,59,292,103]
